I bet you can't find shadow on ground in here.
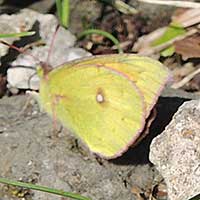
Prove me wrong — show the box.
[111,96,191,165]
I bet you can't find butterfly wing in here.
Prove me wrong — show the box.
[39,65,146,158]
[74,54,170,118]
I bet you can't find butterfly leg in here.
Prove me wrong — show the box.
[51,94,65,137]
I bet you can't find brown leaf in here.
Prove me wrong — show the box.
[172,8,200,28]
[174,34,200,60]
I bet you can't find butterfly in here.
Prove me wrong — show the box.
[38,54,170,159]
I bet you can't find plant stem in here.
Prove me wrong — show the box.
[78,29,123,53]
[0,178,91,200]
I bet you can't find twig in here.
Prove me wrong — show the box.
[138,0,200,8]
[173,9,200,28]
[138,28,197,56]
[114,0,138,14]
[100,0,138,14]
[111,40,132,50]
[0,40,41,63]
[171,67,200,89]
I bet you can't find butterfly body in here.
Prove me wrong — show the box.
[38,54,170,159]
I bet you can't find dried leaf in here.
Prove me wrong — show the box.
[174,34,200,60]
[172,8,200,28]
[133,8,199,57]
[132,27,166,53]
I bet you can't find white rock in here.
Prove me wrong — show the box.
[2,9,91,92]
[7,67,39,90]
[149,100,200,200]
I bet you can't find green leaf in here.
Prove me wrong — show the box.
[56,0,70,28]
[0,31,35,38]
[160,46,175,57]
[152,23,186,46]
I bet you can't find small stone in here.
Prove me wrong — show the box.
[149,100,200,200]
[1,9,91,92]
[7,67,39,90]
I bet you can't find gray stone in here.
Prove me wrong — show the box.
[0,21,18,58]
[150,99,200,200]
[0,84,199,199]
[0,95,158,200]
[0,9,56,57]
[69,0,102,33]
[1,9,91,91]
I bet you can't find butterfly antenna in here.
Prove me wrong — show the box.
[46,24,60,65]
[0,40,41,63]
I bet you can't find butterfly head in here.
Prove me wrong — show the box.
[37,61,53,78]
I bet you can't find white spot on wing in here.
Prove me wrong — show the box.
[96,93,104,103]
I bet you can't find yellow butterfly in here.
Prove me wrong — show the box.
[38,54,170,159]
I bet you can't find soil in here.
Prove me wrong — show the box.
[0,87,198,200]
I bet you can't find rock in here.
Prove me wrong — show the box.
[149,99,200,200]
[7,67,39,92]
[0,21,18,58]
[0,87,198,200]
[0,9,91,91]
[129,0,174,31]
[69,0,102,33]
[28,0,55,14]
[162,87,200,100]
[0,8,51,57]
[0,95,157,200]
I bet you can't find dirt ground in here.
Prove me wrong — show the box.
[0,87,199,200]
